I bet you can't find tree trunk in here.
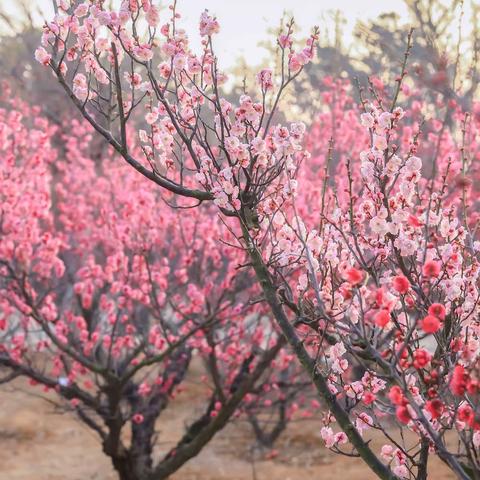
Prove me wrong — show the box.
[110,454,140,480]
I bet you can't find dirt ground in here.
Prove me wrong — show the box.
[0,378,455,480]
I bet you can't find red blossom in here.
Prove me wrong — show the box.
[132,413,144,424]
[422,261,441,278]
[428,303,446,320]
[407,215,423,227]
[388,386,404,406]
[345,267,364,286]
[451,365,468,396]
[396,406,411,424]
[413,348,431,369]
[425,399,444,420]
[420,315,441,334]
[392,275,410,294]
[362,391,376,405]
[374,309,391,328]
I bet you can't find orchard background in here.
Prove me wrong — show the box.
[0,1,479,479]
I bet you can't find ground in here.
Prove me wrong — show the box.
[0,378,455,480]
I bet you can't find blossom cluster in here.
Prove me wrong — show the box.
[35,0,317,223]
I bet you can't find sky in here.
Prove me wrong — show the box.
[164,0,411,69]
[0,0,412,70]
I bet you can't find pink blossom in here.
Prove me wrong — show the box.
[256,68,273,91]
[373,134,387,151]
[146,5,160,27]
[320,426,335,448]
[138,382,152,397]
[360,112,374,128]
[74,3,89,18]
[393,465,409,478]
[34,47,51,66]
[133,45,154,62]
[404,155,422,173]
[199,11,220,37]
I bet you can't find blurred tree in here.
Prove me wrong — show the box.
[355,0,480,108]
[286,0,480,122]
[0,1,79,123]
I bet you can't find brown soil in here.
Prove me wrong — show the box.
[0,378,455,480]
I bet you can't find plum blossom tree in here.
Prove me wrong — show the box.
[0,101,294,480]
[35,1,480,479]
[293,81,480,479]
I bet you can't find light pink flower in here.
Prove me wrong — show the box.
[34,47,51,66]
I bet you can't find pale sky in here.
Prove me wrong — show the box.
[0,0,413,70]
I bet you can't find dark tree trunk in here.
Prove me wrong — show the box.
[110,454,139,480]
[128,347,192,478]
